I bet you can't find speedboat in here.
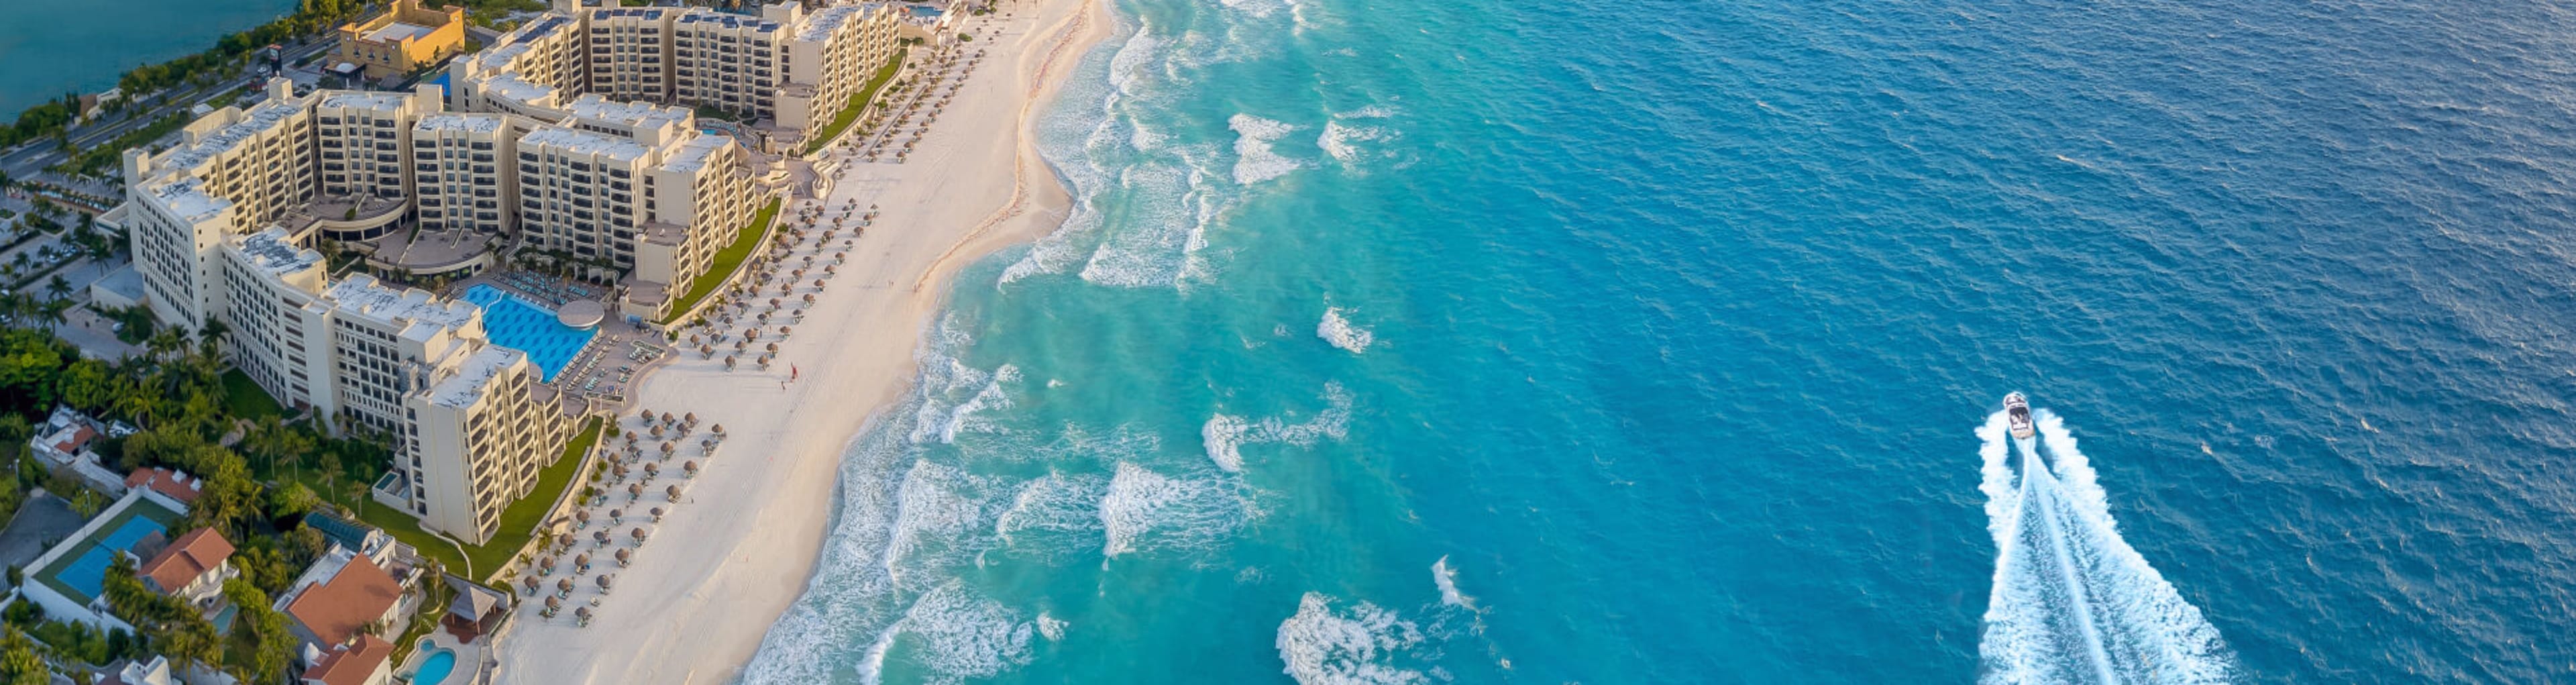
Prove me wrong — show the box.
[2004,392,2034,440]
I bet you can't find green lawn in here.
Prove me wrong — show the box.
[803,50,908,155]
[659,199,781,323]
[220,369,286,421]
[358,417,601,581]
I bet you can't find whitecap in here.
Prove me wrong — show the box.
[1199,382,1354,472]
[1230,113,1309,185]
[1318,307,1374,353]
[892,580,1036,680]
[1430,556,1474,610]
[1099,462,1248,558]
[1275,592,1428,685]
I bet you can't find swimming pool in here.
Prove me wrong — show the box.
[462,284,596,382]
[412,646,458,684]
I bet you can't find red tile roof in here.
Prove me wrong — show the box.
[124,468,203,504]
[284,555,403,647]
[53,426,97,455]
[139,528,233,595]
[303,634,392,685]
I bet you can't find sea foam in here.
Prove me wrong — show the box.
[1231,113,1309,185]
[1275,592,1430,685]
[1202,382,1355,472]
[1318,307,1375,353]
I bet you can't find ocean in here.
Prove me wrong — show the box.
[744,0,2576,682]
[0,0,292,119]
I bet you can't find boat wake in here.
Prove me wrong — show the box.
[1976,407,2235,685]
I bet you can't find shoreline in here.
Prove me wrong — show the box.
[488,0,1112,680]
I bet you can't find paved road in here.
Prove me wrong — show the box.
[0,39,336,181]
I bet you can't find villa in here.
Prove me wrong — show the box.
[279,544,417,656]
[303,635,395,685]
[136,527,237,607]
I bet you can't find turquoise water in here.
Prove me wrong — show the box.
[414,647,457,684]
[462,284,596,382]
[743,0,2576,682]
[0,0,293,120]
[56,517,166,600]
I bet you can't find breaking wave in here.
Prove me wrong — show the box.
[1276,592,1431,685]
[1318,307,1375,353]
[1976,406,2235,685]
[1100,461,1252,558]
[1202,382,1355,472]
[1231,113,1309,185]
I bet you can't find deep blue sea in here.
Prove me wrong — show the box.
[744,0,2576,682]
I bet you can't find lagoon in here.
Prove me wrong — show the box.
[0,0,293,121]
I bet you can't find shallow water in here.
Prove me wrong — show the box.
[745,0,2576,682]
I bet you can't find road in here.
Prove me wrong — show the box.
[0,38,336,182]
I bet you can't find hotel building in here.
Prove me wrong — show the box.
[101,1,891,547]
[452,0,900,152]
[333,0,470,81]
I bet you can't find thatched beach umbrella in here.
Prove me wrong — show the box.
[631,527,647,543]
[596,574,614,592]
[557,533,576,548]
[544,596,560,614]
[725,356,739,370]
[574,553,591,570]
[660,441,675,456]
[643,462,660,478]
[684,412,698,425]
[615,548,633,566]
[612,464,629,480]
[593,530,611,545]
[665,484,682,501]
[557,578,575,596]
[576,607,592,625]
[651,507,666,522]
[650,423,665,437]
[684,461,699,477]
[765,343,779,354]
[576,509,591,525]
[627,483,643,500]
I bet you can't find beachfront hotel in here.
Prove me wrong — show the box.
[449,0,902,153]
[98,0,900,547]
[333,0,471,81]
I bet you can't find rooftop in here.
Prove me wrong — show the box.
[521,126,652,161]
[305,635,393,685]
[138,528,233,594]
[124,468,204,505]
[415,113,506,133]
[482,72,558,107]
[147,177,233,223]
[318,91,416,111]
[362,21,439,44]
[427,345,526,409]
[162,97,305,172]
[324,274,483,341]
[230,229,325,277]
[796,5,863,42]
[563,94,692,131]
[282,549,404,647]
[659,134,733,173]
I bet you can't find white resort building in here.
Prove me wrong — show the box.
[96,0,891,547]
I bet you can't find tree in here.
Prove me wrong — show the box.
[0,626,42,685]
[267,482,319,521]
[220,580,293,684]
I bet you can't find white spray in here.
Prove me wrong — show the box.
[1976,405,2235,685]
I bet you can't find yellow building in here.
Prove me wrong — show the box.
[335,0,469,81]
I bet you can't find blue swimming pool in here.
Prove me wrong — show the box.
[413,647,458,684]
[462,284,596,382]
[56,517,166,600]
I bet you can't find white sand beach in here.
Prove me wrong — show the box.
[490,0,1110,680]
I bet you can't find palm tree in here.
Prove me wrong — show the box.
[45,275,70,301]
